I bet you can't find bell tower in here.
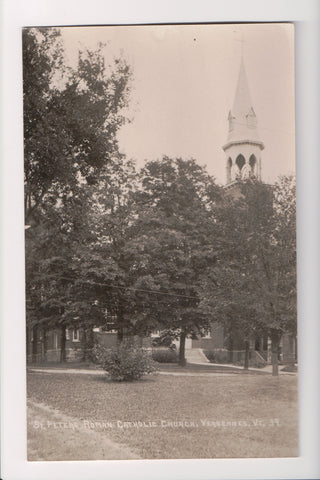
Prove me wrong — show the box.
[223,59,264,185]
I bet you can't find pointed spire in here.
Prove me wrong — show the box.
[223,59,264,150]
[232,58,253,121]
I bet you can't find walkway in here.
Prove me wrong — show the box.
[28,367,243,377]
[185,348,296,375]
[28,362,296,377]
[185,348,209,364]
[28,399,140,461]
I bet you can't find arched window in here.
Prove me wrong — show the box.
[249,154,257,176]
[235,154,245,171]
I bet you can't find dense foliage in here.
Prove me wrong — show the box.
[210,177,296,374]
[24,27,133,360]
[23,28,131,224]
[24,28,296,375]
[92,343,158,381]
[151,348,178,363]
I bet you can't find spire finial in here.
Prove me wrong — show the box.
[234,28,245,62]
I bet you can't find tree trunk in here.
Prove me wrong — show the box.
[244,340,250,370]
[43,327,48,362]
[82,329,87,362]
[60,325,66,362]
[228,334,234,363]
[270,330,281,376]
[81,328,95,361]
[117,307,125,346]
[87,328,94,361]
[179,331,187,366]
[288,334,295,366]
[117,327,124,344]
[32,326,38,363]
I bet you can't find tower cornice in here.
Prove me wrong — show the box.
[222,139,265,152]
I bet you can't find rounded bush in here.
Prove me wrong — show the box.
[93,343,159,381]
[152,348,178,363]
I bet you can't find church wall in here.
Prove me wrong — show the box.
[191,322,224,349]
[280,333,297,364]
[94,331,118,348]
[27,327,85,363]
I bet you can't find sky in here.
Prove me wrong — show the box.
[60,23,295,185]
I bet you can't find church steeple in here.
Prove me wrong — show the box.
[223,59,264,185]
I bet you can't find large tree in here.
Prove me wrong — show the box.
[67,156,141,344]
[120,157,222,365]
[23,27,132,224]
[25,177,100,361]
[214,177,296,375]
[24,27,133,361]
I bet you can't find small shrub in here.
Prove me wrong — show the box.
[204,350,215,362]
[92,343,159,381]
[204,349,229,363]
[152,348,178,363]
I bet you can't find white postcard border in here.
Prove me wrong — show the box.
[1,1,320,479]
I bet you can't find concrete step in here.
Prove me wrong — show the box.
[185,348,209,364]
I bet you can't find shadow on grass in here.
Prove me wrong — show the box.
[91,373,159,384]
[281,364,297,373]
[27,361,96,370]
[158,363,268,375]
[27,360,269,375]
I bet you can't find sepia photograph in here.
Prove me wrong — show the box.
[23,23,298,462]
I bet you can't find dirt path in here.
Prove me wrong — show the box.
[28,400,141,461]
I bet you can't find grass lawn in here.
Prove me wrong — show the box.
[27,371,298,461]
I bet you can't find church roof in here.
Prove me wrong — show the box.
[223,59,264,151]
